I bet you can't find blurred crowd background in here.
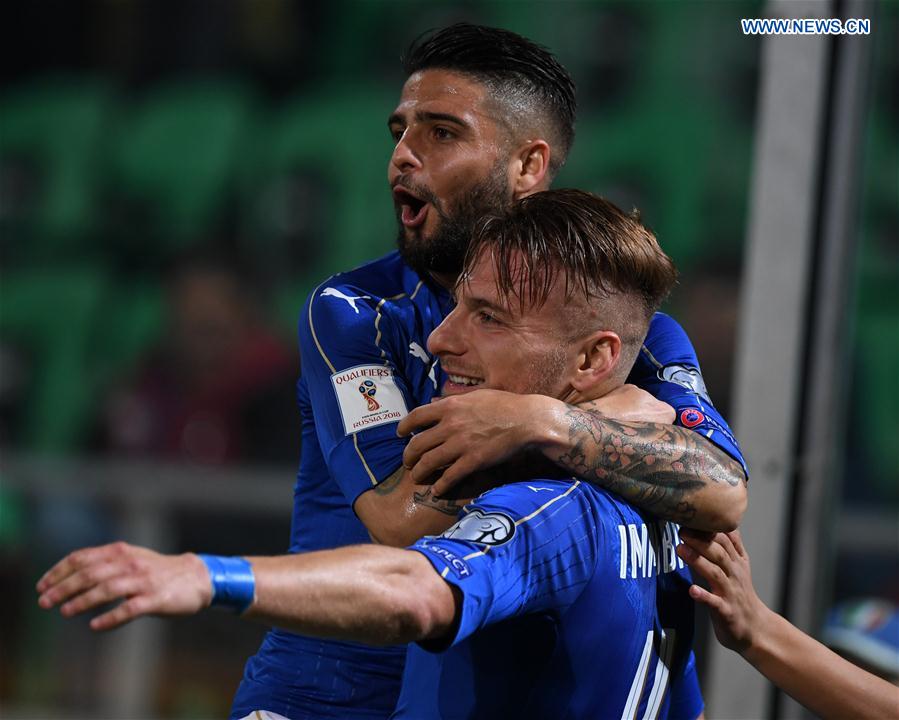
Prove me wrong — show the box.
[0,1,895,718]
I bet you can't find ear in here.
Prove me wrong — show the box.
[571,331,622,394]
[510,140,551,198]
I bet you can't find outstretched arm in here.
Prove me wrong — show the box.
[677,530,899,720]
[398,389,747,531]
[37,541,458,644]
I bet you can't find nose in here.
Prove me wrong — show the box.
[390,130,422,175]
[427,305,466,358]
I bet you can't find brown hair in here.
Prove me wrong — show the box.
[463,189,677,381]
[464,189,677,322]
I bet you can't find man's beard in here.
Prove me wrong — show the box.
[395,165,510,281]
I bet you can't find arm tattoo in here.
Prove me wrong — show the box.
[556,406,746,525]
[412,487,465,517]
[373,467,404,495]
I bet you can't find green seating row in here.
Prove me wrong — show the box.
[1,0,894,456]
[0,268,162,452]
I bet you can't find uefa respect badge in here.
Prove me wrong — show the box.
[331,364,408,435]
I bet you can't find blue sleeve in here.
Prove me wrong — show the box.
[628,312,748,478]
[298,281,412,506]
[408,480,599,649]
[667,651,704,720]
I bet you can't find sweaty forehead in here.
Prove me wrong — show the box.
[458,252,501,299]
[396,70,499,124]
[463,249,574,323]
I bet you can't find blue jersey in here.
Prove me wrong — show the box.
[232,252,452,719]
[231,251,744,719]
[628,313,748,478]
[395,480,704,720]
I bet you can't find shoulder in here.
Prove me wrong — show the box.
[327,251,410,295]
[297,252,440,379]
[305,252,434,319]
[462,479,612,536]
[645,312,692,347]
[636,312,700,372]
[300,252,415,336]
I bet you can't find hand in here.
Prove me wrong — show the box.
[676,529,763,655]
[36,542,212,631]
[580,384,675,425]
[397,390,551,495]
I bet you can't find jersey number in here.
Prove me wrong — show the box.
[621,628,676,720]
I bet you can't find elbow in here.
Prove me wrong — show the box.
[717,514,741,535]
[715,479,748,533]
[355,491,428,548]
[728,468,749,529]
[687,476,747,533]
[357,499,417,548]
[338,551,456,646]
[389,557,458,643]
[392,598,441,643]
[701,449,748,532]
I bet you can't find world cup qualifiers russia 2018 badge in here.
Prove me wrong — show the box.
[331,365,408,434]
[359,379,380,411]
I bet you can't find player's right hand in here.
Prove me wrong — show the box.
[36,542,212,631]
[397,390,546,494]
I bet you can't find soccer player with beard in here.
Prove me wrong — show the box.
[221,24,747,719]
[40,190,711,719]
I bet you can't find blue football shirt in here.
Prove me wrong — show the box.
[394,480,704,720]
[231,253,451,719]
[628,313,747,478]
[231,251,743,719]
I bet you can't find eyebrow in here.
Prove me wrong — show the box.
[462,293,515,320]
[387,110,471,130]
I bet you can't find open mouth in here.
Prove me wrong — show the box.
[393,187,429,228]
[443,372,485,394]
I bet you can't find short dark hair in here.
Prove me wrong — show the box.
[465,189,677,324]
[403,23,576,175]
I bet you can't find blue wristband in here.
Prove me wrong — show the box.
[198,555,256,613]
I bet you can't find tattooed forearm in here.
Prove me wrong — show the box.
[412,487,466,517]
[555,406,747,529]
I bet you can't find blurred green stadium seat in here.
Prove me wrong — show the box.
[537,2,756,272]
[558,106,729,273]
[0,270,163,454]
[0,268,107,452]
[0,78,114,263]
[237,85,397,329]
[552,0,756,272]
[89,280,164,393]
[103,79,258,258]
